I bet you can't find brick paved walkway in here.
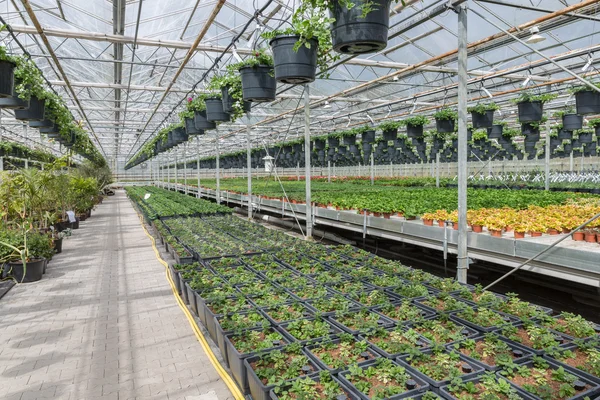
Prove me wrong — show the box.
[0,191,233,400]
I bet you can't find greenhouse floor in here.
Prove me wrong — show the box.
[0,191,233,400]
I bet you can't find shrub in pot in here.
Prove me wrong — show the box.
[234,49,276,102]
[434,108,457,133]
[513,92,557,123]
[468,103,498,128]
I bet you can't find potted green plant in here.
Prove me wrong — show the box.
[405,115,429,138]
[0,224,45,283]
[467,103,498,128]
[434,108,457,133]
[208,68,250,121]
[0,43,16,98]
[554,108,583,131]
[513,92,557,122]
[263,6,335,84]
[572,81,600,115]
[379,120,402,140]
[188,94,216,130]
[204,92,231,122]
[234,49,276,102]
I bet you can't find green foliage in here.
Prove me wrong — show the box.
[434,108,458,121]
[232,48,273,69]
[378,120,403,131]
[467,102,500,114]
[405,115,429,127]
[513,92,558,104]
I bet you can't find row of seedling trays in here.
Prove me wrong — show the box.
[168,242,599,400]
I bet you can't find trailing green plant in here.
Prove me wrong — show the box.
[378,120,403,131]
[405,115,429,127]
[434,108,458,121]
[232,48,274,69]
[513,92,558,104]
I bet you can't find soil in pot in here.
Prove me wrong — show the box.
[330,0,390,54]
[240,65,277,102]
[270,35,317,84]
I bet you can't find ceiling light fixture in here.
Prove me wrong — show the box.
[525,26,546,44]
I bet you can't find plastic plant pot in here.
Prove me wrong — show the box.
[194,110,216,130]
[435,118,455,134]
[0,81,29,110]
[471,110,495,128]
[383,129,398,141]
[406,125,424,138]
[8,259,45,283]
[184,117,203,135]
[563,114,584,131]
[14,96,45,120]
[305,336,379,374]
[362,130,376,143]
[343,134,357,146]
[558,129,572,140]
[239,65,277,102]
[0,60,16,98]
[314,139,326,150]
[447,335,534,371]
[488,124,504,139]
[270,35,317,84]
[330,0,391,54]
[29,119,53,128]
[170,127,189,144]
[575,90,600,115]
[205,98,230,122]
[517,100,544,122]
[221,85,251,114]
[268,375,361,400]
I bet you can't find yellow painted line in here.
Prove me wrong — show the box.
[138,215,245,400]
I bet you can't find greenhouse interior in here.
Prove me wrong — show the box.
[1,0,600,399]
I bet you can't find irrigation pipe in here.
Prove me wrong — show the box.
[483,211,600,291]
[136,213,245,400]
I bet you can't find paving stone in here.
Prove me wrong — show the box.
[0,191,233,400]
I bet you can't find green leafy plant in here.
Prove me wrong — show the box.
[467,103,499,115]
[434,108,458,121]
[344,358,417,400]
[513,92,558,104]
[405,115,429,127]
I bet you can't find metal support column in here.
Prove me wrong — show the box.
[304,84,313,239]
[327,161,331,183]
[545,118,551,191]
[0,156,3,171]
[570,151,574,171]
[174,152,178,188]
[183,143,188,195]
[436,153,440,188]
[370,152,374,185]
[456,4,469,284]
[246,114,252,219]
[196,136,201,198]
[215,132,221,204]
[25,159,29,169]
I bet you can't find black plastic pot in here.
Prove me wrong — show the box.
[381,129,397,141]
[328,137,340,148]
[8,259,45,283]
[342,134,357,146]
[0,60,16,98]
[488,124,504,139]
[575,90,600,115]
[14,96,46,121]
[436,118,455,133]
[239,65,276,102]
[314,139,326,150]
[517,101,543,122]
[221,86,251,114]
[194,110,216,130]
[330,0,390,54]
[558,129,572,140]
[170,127,189,144]
[53,237,63,254]
[0,81,29,110]
[406,124,423,138]
[205,98,230,122]
[184,117,202,135]
[29,119,53,128]
[562,114,583,131]
[40,124,60,134]
[471,110,494,129]
[362,130,376,143]
[270,35,317,84]
[578,132,593,143]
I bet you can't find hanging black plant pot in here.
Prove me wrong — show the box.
[239,65,276,102]
[171,127,189,144]
[29,119,53,128]
[337,145,347,154]
[330,0,390,54]
[14,96,46,121]
[0,60,16,98]
[362,130,376,143]
[40,123,60,134]
[342,134,356,146]
[517,101,543,122]
[205,98,230,122]
[0,80,29,110]
[562,114,583,131]
[382,129,397,141]
[557,129,572,140]
[314,139,326,150]
[194,110,216,130]
[471,110,494,128]
[362,142,372,153]
[406,124,423,138]
[270,35,318,84]
[349,144,360,155]
[575,90,600,115]
[221,86,251,114]
[328,136,340,148]
[435,118,455,133]
[488,124,504,139]
[184,117,203,135]
[578,131,593,143]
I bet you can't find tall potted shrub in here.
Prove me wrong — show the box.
[235,49,276,102]
[467,103,498,128]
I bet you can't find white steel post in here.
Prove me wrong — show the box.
[304,84,313,239]
[197,136,202,198]
[174,152,178,189]
[436,152,440,188]
[183,143,188,195]
[215,132,221,204]
[570,151,574,171]
[370,152,374,185]
[457,4,469,284]
[247,114,252,219]
[327,160,331,183]
[545,118,551,191]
